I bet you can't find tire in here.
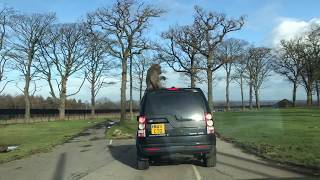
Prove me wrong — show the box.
[204,146,217,167]
[137,159,149,170]
[137,151,149,170]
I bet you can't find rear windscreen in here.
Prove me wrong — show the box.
[145,92,207,120]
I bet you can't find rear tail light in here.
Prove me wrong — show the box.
[138,116,146,123]
[205,113,214,134]
[194,145,209,149]
[145,147,160,151]
[167,87,179,91]
[138,116,146,138]
[205,113,212,120]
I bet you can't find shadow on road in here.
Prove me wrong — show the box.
[109,144,205,169]
[151,157,203,167]
[109,145,137,169]
[51,153,66,180]
[109,143,314,178]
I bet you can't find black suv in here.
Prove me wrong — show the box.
[136,88,216,170]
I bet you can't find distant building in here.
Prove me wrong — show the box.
[274,99,293,108]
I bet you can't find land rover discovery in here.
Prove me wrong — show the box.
[136,87,216,170]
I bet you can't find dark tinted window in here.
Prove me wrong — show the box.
[145,91,206,120]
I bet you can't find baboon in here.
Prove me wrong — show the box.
[0,145,7,152]
[146,64,166,90]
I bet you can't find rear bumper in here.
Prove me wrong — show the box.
[136,134,216,157]
[138,144,214,156]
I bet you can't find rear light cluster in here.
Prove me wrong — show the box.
[205,113,214,134]
[137,116,146,138]
[167,87,179,91]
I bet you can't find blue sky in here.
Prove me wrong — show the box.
[1,0,319,102]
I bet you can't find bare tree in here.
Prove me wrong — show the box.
[300,26,320,108]
[0,7,13,94]
[243,46,254,109]
[129,40,150,121]
[92,0,164,123]
[245,47,273,109]
[191,6,245,111]
[273,39,304,107]
[0,52,10,94]
[38,23,87,120]
[84,21,116,117]
[9,12,55,121]
[217,38,247,111]
[133,54,153,101]
[233,54,247,111]
[159,24,202,88]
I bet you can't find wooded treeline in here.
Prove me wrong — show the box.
[0,95,139,110]
[0,0,319,123]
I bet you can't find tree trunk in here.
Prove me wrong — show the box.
[255,88,260,109]
[139,79,143,102]
[190,62,196,88]
[120,59,127,123]
[316,81,320,108]
[24,54,32,122]
[190,73,196,88]
[306,84,312,108]
[24,76,31,122]
[139,64,145,102]
[129,55,133,121]
[240,75,245,111]
[292,80,297,107]
[91,97,95,117]
[91,81,95,118]
[225,74,230,111]
[249,78,253,109]
[207,53,214,112]
[59,78,67,120]
[207,68,213,112]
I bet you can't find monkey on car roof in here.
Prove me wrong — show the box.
[146,64,166,90]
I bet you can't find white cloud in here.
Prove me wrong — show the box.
[271,17,320,46]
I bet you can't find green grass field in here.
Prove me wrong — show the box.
[0,117,111,163]
[215,108,320,169]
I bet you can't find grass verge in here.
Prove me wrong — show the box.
[215,108,320,171]
[0,117,112,164]
[106,120,137,139]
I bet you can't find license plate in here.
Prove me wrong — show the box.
[151,124,165,134]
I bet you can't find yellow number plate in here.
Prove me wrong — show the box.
[151,124,165,134]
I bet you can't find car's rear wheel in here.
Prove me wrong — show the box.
[137,151,149,170]
[203,146,217,167]
[137,159,149,170]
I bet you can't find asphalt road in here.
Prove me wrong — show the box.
[0,123,310,180]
